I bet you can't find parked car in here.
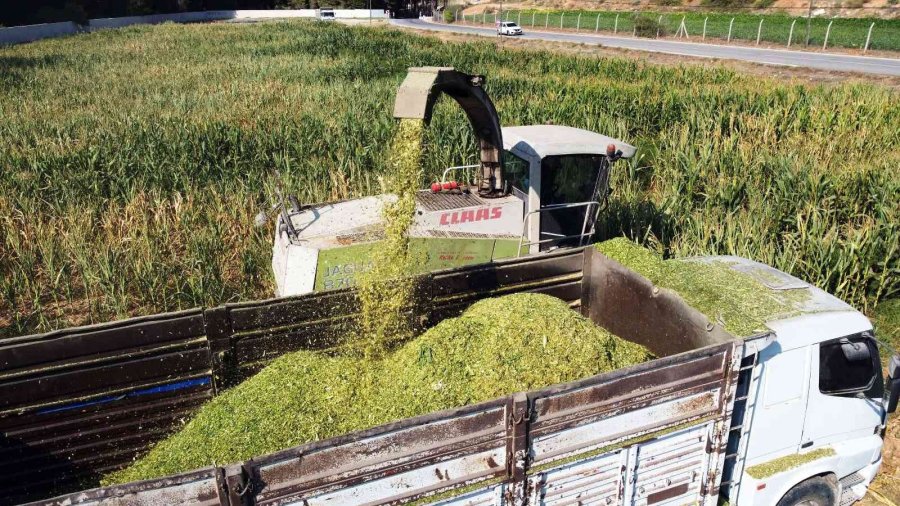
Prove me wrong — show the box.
[319,9,336,21]
[498,21,523,35]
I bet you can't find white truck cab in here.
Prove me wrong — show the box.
[710,257,889,506]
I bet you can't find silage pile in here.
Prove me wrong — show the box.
[107,293,653,484]
[597,238,807,337]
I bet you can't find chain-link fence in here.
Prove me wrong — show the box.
[450,9,899,52]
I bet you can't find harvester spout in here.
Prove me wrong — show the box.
[393,67,505,198]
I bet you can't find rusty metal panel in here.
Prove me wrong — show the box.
[527,450,626,505]
[0,309,213,504]
[251,400,509,506]
[628,423,713,506]
[430,279,582,325]
[585,248,733,358]
[431,249,585,299]
[225,290,359,332]
[0,310,205,375]
[26,467,222,506]
[427,483,506,505]
[527,342,734,471]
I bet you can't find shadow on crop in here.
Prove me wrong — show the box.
[0,54,62,89]
[599,199,677,255]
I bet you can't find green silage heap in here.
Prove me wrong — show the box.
[107,293,653,485]
[596,238,808,337]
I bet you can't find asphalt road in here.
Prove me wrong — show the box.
[392,18,900,77]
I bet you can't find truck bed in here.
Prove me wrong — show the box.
[32,342,739,506]
[2,247,746,505]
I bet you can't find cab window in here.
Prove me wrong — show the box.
[503,151,530,193]
[540,154,605,205]
[819,335,882,398]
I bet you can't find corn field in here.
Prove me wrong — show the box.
[0,20,897,337]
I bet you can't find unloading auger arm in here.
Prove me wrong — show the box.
[393,67,505,198]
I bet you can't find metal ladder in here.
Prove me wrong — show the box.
[719,349,763,503]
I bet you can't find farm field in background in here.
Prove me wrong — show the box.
[457,8,900,50]
[0,19,897,341]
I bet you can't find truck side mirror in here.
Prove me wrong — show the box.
[886,355,900,414]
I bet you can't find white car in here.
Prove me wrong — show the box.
[319,9,336,21]
[497,21,523,36]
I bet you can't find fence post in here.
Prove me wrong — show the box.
[532,11,535,26]
[805,0,814,46]
[756,18,763,45]
[561,12,565,29]
[864,22,874,53]
[702,16,707,40]
[727,17,734,42]
[546,12,549,28]
[483,10,486,24]
[614,13,619,34]
[656,15,663,38]
[518,11,521,25]
[596,13,600,33]
[787,19,796,47]
[823,19,833,49]
[577,12,581,31]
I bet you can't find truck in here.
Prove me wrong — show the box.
[0,68,895,506]
[3,245,896,506]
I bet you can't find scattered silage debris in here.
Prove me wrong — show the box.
[744,448,836,479]
[596,238,808,337]
[105,292,653,485]
[356,118,426,358]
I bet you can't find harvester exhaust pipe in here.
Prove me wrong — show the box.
[393,67,506,198]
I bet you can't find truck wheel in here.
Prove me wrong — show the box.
[776,476,837,506]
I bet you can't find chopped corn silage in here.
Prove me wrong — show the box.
[106,293,653,484]
[596,238,808,337]
[356,118,425,357]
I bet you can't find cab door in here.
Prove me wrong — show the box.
[538,154,609,251]
[801,333,884,476]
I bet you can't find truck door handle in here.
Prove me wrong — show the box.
[801,441,814,448]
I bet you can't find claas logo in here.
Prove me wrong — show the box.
[439,207,502,225]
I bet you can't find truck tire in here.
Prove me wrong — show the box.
[776,476,838,506]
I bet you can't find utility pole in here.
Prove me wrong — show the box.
[805,0,813,46]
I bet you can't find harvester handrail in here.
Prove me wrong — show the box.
[517,201,600,256]
[440,164,480,184]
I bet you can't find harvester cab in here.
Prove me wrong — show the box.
[271,67,635,296]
